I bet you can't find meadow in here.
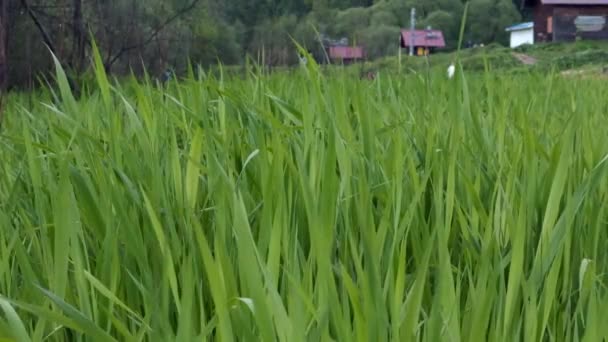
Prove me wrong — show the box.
[1,50,608,341]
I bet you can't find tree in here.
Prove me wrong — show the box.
[370,10,398,27]
[421,10,459,48]
[71,0,85,71]
[360,24,400,58]
[0,0,7,90]
[467,0,520,44]
[0,0,526,90]
[250,15,299,66]
[0,0,7,126]
[98,0,201,72]
[332,7,369,38]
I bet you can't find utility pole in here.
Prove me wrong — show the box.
[409,8,416,56]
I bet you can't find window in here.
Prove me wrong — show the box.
[547,16,553,33]
[574,16,606,32]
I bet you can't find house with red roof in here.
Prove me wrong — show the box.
[319,35,365,64]
[328,45,365,63]
[521,0,608,42]
[400,28,446,56]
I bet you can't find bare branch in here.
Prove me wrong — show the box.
[20,0,58,55]
[105,0,200,70]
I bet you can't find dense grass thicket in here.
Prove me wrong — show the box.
[1,54,608,341]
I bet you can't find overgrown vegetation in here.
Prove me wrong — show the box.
[361,40,608,75]
[4,0,522,88]
[1,46,608,340]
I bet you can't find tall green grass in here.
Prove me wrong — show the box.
[1,51,607,341]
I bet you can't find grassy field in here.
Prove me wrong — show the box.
[1,50,608,341]
[360,40,608,76]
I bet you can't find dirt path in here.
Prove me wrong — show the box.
[511,52,538,65]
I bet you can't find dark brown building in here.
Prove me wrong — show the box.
[523,0,608,42]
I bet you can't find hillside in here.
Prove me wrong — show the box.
[360,40,608,76]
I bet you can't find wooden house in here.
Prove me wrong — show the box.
[400,29,446,56]
[328,45,365,64]
[317,35,365,64]
[522,0,608,42]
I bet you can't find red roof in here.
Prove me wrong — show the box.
[400,30,446,48]
[328,46,364,60]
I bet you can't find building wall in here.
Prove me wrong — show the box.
[535,5,608,42]
[554,6,608,41]
[534,4,555,42]
[510,29,535,47]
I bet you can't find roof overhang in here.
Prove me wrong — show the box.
[399,30,446,48]
[522,0,608,7]
[506,22,535,32]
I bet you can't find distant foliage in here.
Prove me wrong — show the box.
[4,0,523,87]
[360,25,402,59]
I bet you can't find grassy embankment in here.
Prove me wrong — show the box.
[358,40,608,76]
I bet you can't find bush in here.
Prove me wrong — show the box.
[551,50,608,70]
[370,11,399,27]
[333,7,370,37]
[360,25,402,59]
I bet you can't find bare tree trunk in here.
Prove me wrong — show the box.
[72,0,86,70]
[0,0,8,91]
[0,0,6,127]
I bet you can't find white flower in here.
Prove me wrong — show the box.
[447,63,455,79]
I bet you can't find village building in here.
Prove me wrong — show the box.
[328,45,365,64]
[400,28,446,56]
[506,22,535,47]
[318,35,365,64]
[521,0,608,42]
